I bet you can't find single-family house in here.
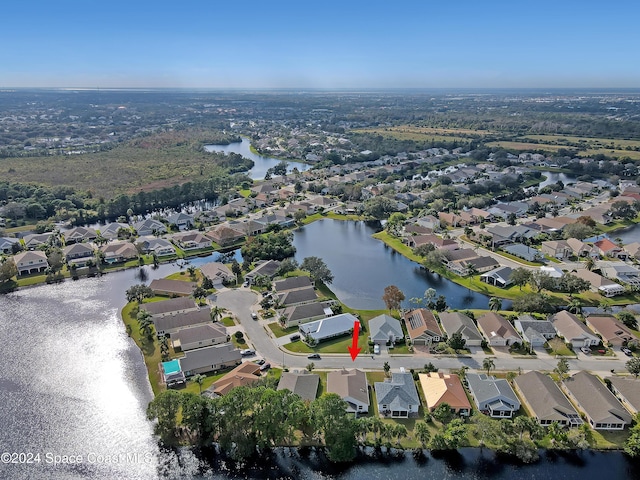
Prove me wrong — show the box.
[161,359,186,389]
[375,372,420,418]
[179,343,242,377]
[480,266,513,288]
[0,237,19,254]
[403,309,443,346]
[514,315,557,347]
[477,312,522,347]
[466,373,521,418]
[513,371,581,426]
[100,222,130,240]
[13,250,49,275]
[625,242,640,261]
[100,241,138,264]
[205,225,245,247]
[23,233,54,250]
[277,371,320,402]
[607,377,640,416]
[299,313,359,344]
[165,212,195,231]
[563,371,631,430]
[204,360,260,395]
[449,255,500,276]
[550,310,600,348]
[567,238,598,258]
[418,373,471,416]
[368,314,404,345]
[245,260,281,284]
[541,240,573,260]
[279,302,333,328]
[134,218,167,237]
[136,237,176,256]
[503,244,544,263]
[170,231,211,250]
[574,268,625,297]
[171,323,228,352]
[585,315,636,347]
[594,239,626,259]
[152,309,213,337]
[327,368,370,414]
[274,276,313,292]
[277,286,318,307]
[63,226,97,244]
[407,234,458,250]
[438,311,484,347]
[200,262,235,287]
[149,278,197,297]
[141,297,199,319]
[601,263,640,287]
[62,243,95,266]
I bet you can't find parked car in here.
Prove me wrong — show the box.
[256,359,266,365]
[243,280,250,287]
[290,334,301,342]
[580,346,591,355]
[259,363,271,371]
[251,312,258,320]
[240,349,255,356]
[622,347,633,356]
[374,344,380,354]
[307,353,321,359]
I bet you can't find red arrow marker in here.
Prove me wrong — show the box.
[348,321,361,361]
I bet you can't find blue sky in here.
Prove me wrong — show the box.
[2,1,639,88]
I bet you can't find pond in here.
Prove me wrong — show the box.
[292,219,490,310]
[204,138,311,180]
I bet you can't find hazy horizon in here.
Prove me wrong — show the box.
[3,1,640,89]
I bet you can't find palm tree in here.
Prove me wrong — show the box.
[599,300,613,314]
[568,298,583,315]
[192,374,205,395]
[482,358,495,376]
[383,361,391,378]
[488,297,502,312]
[584,256,595,271]
[466,264,478,292]
[210,306,224,322]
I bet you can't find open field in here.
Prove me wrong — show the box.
[485,141,567,152]
[521,134,640,150]
[352,126,480,143]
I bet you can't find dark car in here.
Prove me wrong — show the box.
[307,353,321,359]
[259,363,271,371]
[256,359,266,365]
[289,334,301,342]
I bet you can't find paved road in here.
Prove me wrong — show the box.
[213,288,630,378]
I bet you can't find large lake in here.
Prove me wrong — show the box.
[292,219,490,310]
[204,138,311,180]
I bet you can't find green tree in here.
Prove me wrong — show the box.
[625,414,640,457]
[382,285,405,312]
[192,285,208,302]
[489,297,502,312]
[126,284,154,304]
[137,309,154,338]
[276,258,299,277]
[584,256,596,271]
[448,332,466,350]
[146,390,183,441]
[310,393,357,462]
[626,357,640,379]
[483,358,495,376]
[383,361,391,377]
[568,298,583,315]
[0,259,18,284]
[363,196,398,220]
[432,403,454,425]
[201,276,214,290]
[191,374,205,395]
[509,267,532,291]
[414,421,431,448]
[554,358,570,381]
[300,256,334,284]
[210,306,224,323]
[618,311,638,330]
[430,418,467,450]
[558,273,591,297]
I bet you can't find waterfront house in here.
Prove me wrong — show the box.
[466,373,520,418]
[199,262,235,287]
[438,311,483,347]
[574,268,625,297]
[374,372,420,418]
[514,315,557,347]
[207,361,261,396]
[141,297,199,319]
[607,377,640,415]
[327,369,370,414]
[601,262,640,288]
[274,276,313,292]
[23,232,54,250]
[550,310,599,349]
[13,250,49,275]
[280,301,333,328]
[449,255,500,276]
[277,371,320,402]
[403,309,443,346]
[477,312,522,347]
[171,323,228,352]
[566,238,598,258]
[136,237,176,256]
[245,260,281,284]
[164,212,194,231]
[513,371,581,426]
[133,218,167,237]
[170,231,210,250]
[149,278,197,297]
[0,237,19,254]
[62,243,95,266]
[418,373,471,416]
[277,285,318,307]
[99,241,138,263]
[299,313,359,344]
[152,309,212,337]
[204,224,245,247]
[625,242,640,261]
[594,239,626,259]
[563,371,631,430]
[181,343,242,378]
[585,315,636,347]
[100,222,130,240]
[479,266,513,288]
[368,314,404,345]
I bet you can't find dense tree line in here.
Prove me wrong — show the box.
[240,231,296,263]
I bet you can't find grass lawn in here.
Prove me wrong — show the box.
[590,429,630,449]
[372,230,424,263]
[122,301,164,395]
[545,337,575,357]
[220,316,235,327]
[166,270,200,282]
[232,334,248,349]
[268,322,298,338]
[285,330,370,355]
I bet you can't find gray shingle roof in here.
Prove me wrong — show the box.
[277,371,320,402]
[564,371,631,425]
[466,373,520,411]
[368,314,404,343]
[514,371,580,423]
[375,373,420,411]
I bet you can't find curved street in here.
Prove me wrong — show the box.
[214,288,629,379]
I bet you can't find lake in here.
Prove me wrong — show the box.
[292,219,490,310]
[204,138,311,180]
[538,171,579,188]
